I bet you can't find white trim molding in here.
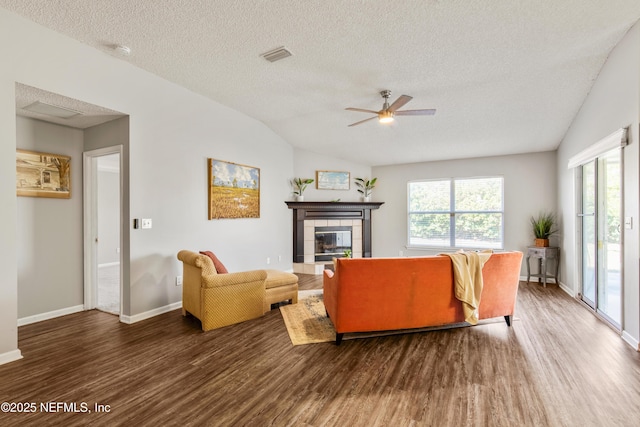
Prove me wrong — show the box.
[18,305,84,327]
[567,127,628,169]
[119,302,182,324]
[0,350,23,366]
[622,331,640,352]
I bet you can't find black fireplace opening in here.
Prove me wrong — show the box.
[315,226,352,261]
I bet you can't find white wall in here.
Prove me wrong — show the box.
[0,77,19,363]
[16,117,85,319]
[0,8,294,363]
[371,151,558,277]
[557,21,640,347]
[292,147,372,202]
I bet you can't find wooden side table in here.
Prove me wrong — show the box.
[526,246,559,287]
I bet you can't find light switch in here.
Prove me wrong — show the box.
[142,218,152,229]
[624,217,633,229]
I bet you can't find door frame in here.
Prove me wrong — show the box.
[83,145,123,317]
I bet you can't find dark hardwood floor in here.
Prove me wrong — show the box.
[1,275,639,426]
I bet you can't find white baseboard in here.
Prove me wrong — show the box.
[18,305,84,327]
[622,331,640,351]
[119,301,182,324]
[0,349,23,366]
[557,281,574,296]
[17,301,181,327]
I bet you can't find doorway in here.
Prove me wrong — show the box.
[579,148,622,328]
[83,146,123,316]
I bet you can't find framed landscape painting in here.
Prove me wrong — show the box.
[16,149,71,199]
[316,170,350,190]
[208,158,260,219]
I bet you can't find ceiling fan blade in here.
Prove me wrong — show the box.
[394,109,437,116]
[345,107,379,114]
[387,95,413,112]
[348,116,378,127]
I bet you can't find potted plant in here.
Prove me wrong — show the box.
[291,178,313,201]
[354,177,377,202]
[530,212,557,247]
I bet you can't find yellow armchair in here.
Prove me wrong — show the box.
[177,250,267,331]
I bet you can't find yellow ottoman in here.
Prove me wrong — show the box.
[264,270,298,312]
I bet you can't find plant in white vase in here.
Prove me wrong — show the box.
[291,178,313,201]
[354,177,377,202]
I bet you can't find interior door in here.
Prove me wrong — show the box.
[83,146,122,316]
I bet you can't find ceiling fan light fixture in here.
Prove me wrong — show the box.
[378,111,394,124]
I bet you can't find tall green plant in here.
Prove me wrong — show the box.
[291,178,313,196]
[530,212,557,239]
[354,177,377,197]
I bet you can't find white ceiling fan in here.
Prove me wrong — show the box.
[346,90,436,127]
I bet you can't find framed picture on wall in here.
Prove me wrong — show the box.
[316,170,350,190]
[208,158,260,219]
[16,149,71,199]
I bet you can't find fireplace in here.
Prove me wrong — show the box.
[315,226,352,261]
[285,201,384,273]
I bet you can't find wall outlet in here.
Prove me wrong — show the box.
[176,276,183,286]
[278,255,282,262]
[142,218,152,229]
[399,250,404,257]
[266,257,271,265]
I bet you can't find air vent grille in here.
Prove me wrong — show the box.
[23,101,83,119]
[261,46,292,63]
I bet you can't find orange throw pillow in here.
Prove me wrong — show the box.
[199,251,229,274]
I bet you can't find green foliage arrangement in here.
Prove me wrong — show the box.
[343,249,352,258]
[530,212,557,239]
[354,177,377,197]
[292,178,314,196]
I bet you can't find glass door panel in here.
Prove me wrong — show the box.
[581,160,596,308]
[597,150,621,324]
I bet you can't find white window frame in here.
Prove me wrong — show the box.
[407,176,505,250]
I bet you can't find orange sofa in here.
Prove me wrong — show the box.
[323,251,523,344]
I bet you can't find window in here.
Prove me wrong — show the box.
[408,176,504,249]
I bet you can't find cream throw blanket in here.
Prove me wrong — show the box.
[440,250,492,325]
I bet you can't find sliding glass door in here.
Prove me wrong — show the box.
[579,149,622,327]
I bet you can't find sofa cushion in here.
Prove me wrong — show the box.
[265,270,298,289]
[199,251,229,274]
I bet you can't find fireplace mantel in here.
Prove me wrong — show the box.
[285,201,384,263]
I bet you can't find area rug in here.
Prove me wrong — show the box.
[280,290,335,345]
[280,290,519,346]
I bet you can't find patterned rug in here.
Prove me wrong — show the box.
[280,290,519,346]
[280,290,335,345]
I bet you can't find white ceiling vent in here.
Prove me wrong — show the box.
[261,46,292,63]
[23,101,83,119]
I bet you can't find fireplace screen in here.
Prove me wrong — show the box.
[315,226,352,261]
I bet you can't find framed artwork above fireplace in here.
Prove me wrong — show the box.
[316,170,350,190]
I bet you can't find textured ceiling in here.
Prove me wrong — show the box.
[3,1,640,166]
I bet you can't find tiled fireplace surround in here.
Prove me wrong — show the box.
[299,219,362,274]
[285,201,384,275]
